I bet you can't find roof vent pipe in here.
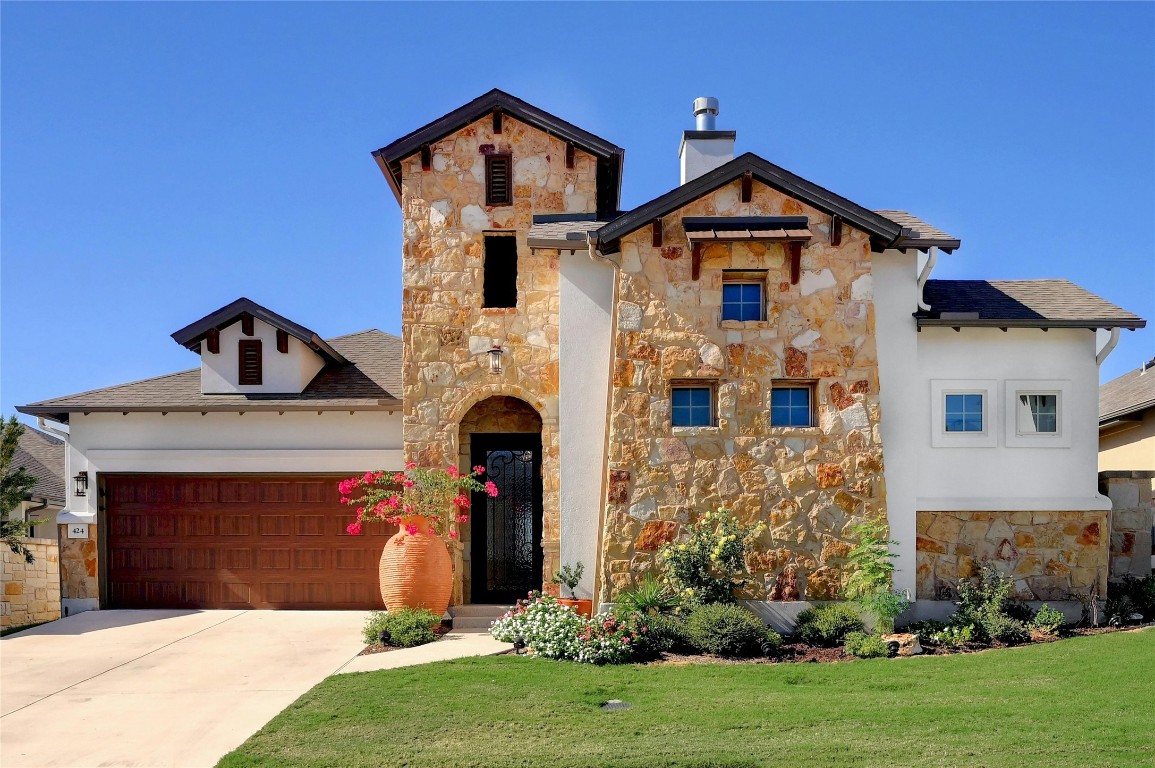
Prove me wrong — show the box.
[693,97,719,130]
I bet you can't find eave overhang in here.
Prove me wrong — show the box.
[170,298,348,365]
[17,401,402,425]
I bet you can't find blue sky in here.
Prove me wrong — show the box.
[3,2,1152,422]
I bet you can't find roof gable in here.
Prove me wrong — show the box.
[372,89,625,214]
[1099,362,1155,422]
[171,297,347,365]
[594,152,903,254]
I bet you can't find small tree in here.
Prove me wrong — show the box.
[1,416,41,563]
[843,516,909,633]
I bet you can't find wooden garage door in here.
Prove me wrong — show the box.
[104,475,391,609]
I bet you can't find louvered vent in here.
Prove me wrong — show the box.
[238,340,263,385]
[486,154,512,206]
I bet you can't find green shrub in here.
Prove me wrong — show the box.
[954,565,1028,644]
[363,608,442,648]
[640,613,695,654]
[794,603,864,647]
[929,623,975,649]
[1109,574,1155,620]
[617,576,681,616]
[1105,595,1138,627]
[686,604,777,657]
[658,509,764,605]
[1032,604,1066,634]
[843,517,909,632]
[844,631,890,659]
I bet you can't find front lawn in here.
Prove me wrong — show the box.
[220,628,1154,768]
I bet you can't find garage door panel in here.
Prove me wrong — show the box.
[105,475,389,610]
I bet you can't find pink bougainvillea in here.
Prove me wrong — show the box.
[338,464,494,540]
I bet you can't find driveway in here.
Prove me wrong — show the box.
[0,609,369,767]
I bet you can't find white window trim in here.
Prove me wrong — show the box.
[1004,379,1072,448]
[930,379,997,448]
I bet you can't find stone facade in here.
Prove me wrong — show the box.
[1,538,61,629]
[598,178,887,603]
[1100,471,1154,578]
[915,510,1109,601]
[59,523,99,604]
[400,114,599,598]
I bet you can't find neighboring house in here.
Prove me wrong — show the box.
[12,426,66,539]
[19,90,1146,620]
[1099,359,1155,472]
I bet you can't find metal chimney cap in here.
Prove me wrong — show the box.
[693,96,719,116]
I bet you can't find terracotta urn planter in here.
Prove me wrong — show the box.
[378,515,452,616]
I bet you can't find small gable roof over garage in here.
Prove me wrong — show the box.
[171,297,347,365]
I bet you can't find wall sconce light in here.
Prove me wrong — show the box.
[74,471,89,497]
[487,344,504,376]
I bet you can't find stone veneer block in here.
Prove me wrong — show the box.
[1,538,62,629]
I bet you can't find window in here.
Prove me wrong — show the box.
[1016,393,1058,434]
[931,379,996,448]
[721,271,767,322]
[238,340,262,385]
[672,386,713,427]
[770,385,813,427]
[483,234,518,308]
[485,154,512,206]
[1005,380,1070,447]
[944,393,984,432]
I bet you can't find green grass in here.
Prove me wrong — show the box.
[220,629,1155,768]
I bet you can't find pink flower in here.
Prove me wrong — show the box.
[387,495,401,509]
[338,479,355,495]
[452,494,471,508]
[405,461,417,470]
[456,513,469,523]
[345,522,363,536]
[446,465,460,478]
[448,530,459,539]
[473,465,485,475]
[393,472,406,484]
[404,524,419,535]
[427,527,436,536]
[361,472,374,484]
[485,481,499,498]
[403,478,415,488]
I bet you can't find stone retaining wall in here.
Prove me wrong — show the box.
[1100,471,1154,578]
[1,537,61,629]
[915,510,1108,601]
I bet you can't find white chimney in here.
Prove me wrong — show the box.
[679,96,735,185]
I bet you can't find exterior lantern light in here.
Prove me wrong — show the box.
[74,471,89,497]
[487,344,504,376]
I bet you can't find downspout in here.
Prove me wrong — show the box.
[916,246,938,312]
[1095,327,1121,366]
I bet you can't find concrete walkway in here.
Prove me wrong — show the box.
[0,609,369,768]
[337,629,511,673]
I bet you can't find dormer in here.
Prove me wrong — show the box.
[170,298,348,395]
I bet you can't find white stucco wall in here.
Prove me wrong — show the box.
[558,250,615,598]
[60,410,404,520]
[200,317,325,394]
[873,249,921,597]
[915,327,1108,510]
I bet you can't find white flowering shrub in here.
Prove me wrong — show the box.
[490,594,651,664]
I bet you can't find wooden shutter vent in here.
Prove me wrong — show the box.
[486,154,512,206]
[238,340,262,385]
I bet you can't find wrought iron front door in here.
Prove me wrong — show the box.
[470,434,543,604]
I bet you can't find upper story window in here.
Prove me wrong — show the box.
[770,384,813,427]
[485,154,512,206]
[721,271,767,322]
[1016,393,1058,434]
[483,234,518,308]
[672,385,714,427]
[944,393,984,433]
[238,339,262,385]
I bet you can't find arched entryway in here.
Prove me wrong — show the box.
[458,396,544,604]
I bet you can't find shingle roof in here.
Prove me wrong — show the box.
[875,210,961,251]
[918,279,1146,330]
[1100,362,1155,422]
[527,219,608,248]
[17,330,402,423]
[14,427,65,504]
